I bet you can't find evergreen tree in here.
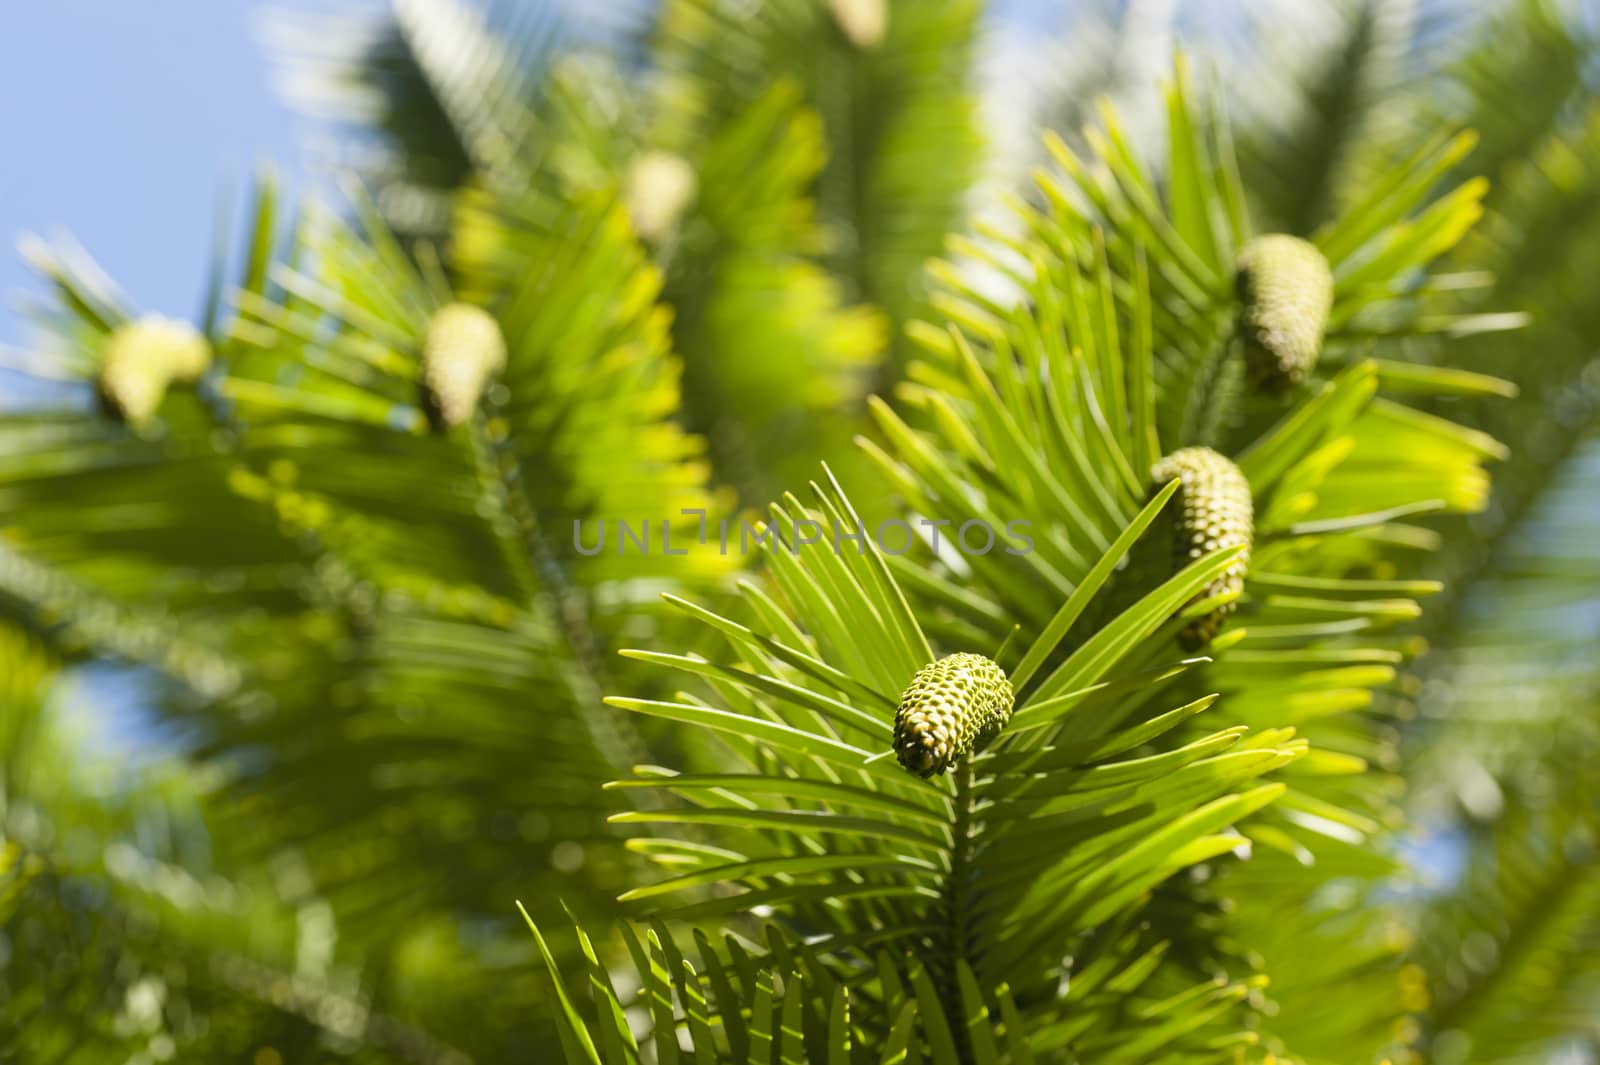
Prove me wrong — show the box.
[2,2,1597,1062]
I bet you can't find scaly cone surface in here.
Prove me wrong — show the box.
[1152,447,1254,648]
[1236,234,1333,389]
[893,652,1014,777]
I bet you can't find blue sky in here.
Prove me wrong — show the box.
[0,0,302,347]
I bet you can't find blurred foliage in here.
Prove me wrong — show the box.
[2,0,1600,1063]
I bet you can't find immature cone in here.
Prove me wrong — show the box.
[1152,447,1254,648]
[625,151,697,242]
[828,0,888,49]
[98,316,213,427]
[893,653,1014,777]
[421,303,506,429]
[1236,234,1332,390]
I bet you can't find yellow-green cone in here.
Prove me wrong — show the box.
[625,151,697,242]
[98,316,213,427]
[1236,234,1332,389]
[828,0,888,49]
[1152,447,1254,648]
[421,303,506,429]
[893,653,1014,777]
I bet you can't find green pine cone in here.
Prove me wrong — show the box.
[98,316,213,427]
[1152,447,1254,648]
[893,653,1014,777]
[1236,234,1332,389]
[421,303,507,429]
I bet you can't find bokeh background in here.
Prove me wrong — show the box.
[0,0,1156,343]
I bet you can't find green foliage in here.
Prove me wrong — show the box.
[652,0,982,368]
[4,1,1600,1063]
[522,57,1510,1065]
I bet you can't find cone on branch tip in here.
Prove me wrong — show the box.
[97,315,213,427]
[625,151,697,242]
[828,0,888,49]
[1152,447,1254,649]
[1236,234,1332,390]
[893,653,1014,777]
[421,303,507,430]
